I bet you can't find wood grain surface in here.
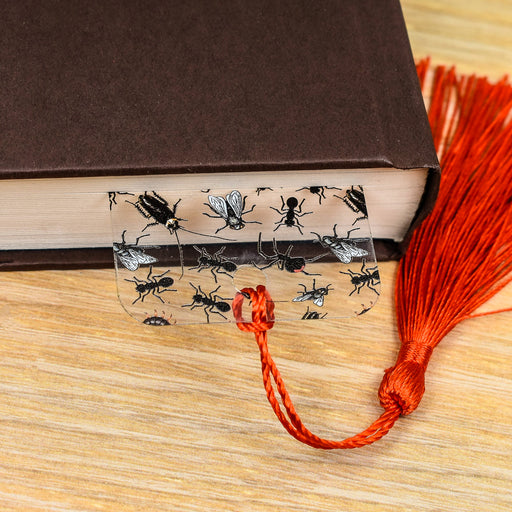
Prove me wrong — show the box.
[1,1,511,510]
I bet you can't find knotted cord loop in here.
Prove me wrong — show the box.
[232,285,275,333]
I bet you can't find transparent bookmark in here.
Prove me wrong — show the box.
[108,185,380,325]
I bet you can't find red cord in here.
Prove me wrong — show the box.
[233,286,403,449]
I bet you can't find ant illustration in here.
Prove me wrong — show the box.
[182,283,232,322]
[340,260,380,296]
[295,186,342,204]
[125,266,177,304]
[189,245,237,283]
[270,196,312,235]
[255,233,326,275]
[292,279,333,307]
[143,310,177,326]
[334,186,368,224]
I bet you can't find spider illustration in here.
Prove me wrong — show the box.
[255,233,326,275]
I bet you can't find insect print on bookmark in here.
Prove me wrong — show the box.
[108,184,378,325]
[334,186,368,225]
[189,245,237,283]
[113,230,158,271]
[340,260,380,297]
[124,266,177,304]
[143,310,177,326]
[204,190,261,232]
[270,196,312,235]
[292,279,333,308]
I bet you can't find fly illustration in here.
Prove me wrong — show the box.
[113,230,158,271]
[311,225,369,264]
[292,279,333,307]
[204,190,262,233]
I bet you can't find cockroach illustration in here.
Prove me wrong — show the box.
[334,186,368,224]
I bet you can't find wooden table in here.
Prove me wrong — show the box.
[1,1,511,510]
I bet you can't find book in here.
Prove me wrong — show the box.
[0,0,439,270]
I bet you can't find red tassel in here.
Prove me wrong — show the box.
[234,60,512,448]
[389,60,512,417]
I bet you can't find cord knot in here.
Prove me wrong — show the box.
[378,340,433,416]
[232,285,275,333]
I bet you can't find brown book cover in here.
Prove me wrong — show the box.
[0,0,439,270]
